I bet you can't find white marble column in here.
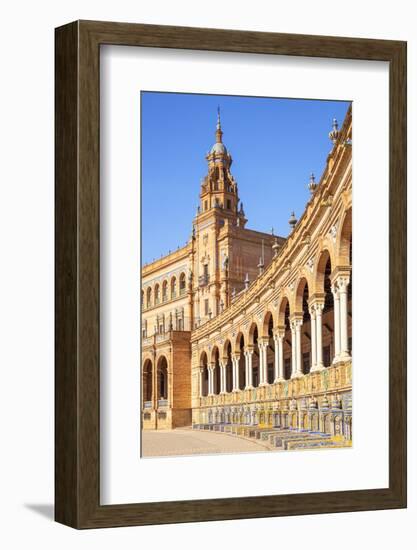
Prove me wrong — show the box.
[332,282,341,363]
[277,330,285,380]
[273,334,280,382]
[313,303,325,371]
[219,361,226,394]
[245,349,254,389]
[338,275,351,360]
[208,363,215,396]
[259,339,268,386]
[296,319,303,376]
[292,318,304,378]
[309,306,317,371]
[232,355,240,391]
[290,322,297,378]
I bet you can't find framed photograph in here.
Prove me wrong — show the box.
[55,20,406,528]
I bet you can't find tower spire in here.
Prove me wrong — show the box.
[215,106,223,143]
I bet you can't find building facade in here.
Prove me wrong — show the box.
[142,108,352,446]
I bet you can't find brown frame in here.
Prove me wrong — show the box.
[55,20,407,529]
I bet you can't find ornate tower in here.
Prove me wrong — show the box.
[192,110,245,324]
[198,109,246,227]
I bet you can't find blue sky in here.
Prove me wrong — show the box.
[141,92,350,265]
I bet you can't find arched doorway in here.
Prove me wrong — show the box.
[223,340,233,393]
[200,351,209,397]
[262,312,275,384]
[278,298,292,380]
[157,356,168,405]
[295,278,312,374]
[316,250,334,367]
[248,323,260,387]
[212,347,221,395]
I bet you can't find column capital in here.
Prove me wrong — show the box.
[273,327,285,340]
[335,273,351,292]
[232,352,241,361]
[244,345,254,355]
[330,266,351,285]
[308,292,325,307]
[208,362,215,371]
[290,314,303,329]
[258,336,270,347]
[310,300,325,313]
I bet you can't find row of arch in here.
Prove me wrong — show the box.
[142,272,187,309]
[198,216,352,397]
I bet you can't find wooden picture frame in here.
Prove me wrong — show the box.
[55,20,407,528]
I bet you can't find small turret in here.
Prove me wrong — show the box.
[329,117,339,144]
[289,211,297,231]
[308,172,317,194]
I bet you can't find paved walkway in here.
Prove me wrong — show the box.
[142,428,271,457]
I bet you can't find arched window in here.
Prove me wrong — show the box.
[146,287,152,308]
[179,273,186,295]
[154,284,160,305]
[171,277,177,299]
[162,280,168,302]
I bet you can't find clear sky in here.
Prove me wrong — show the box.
[141,92,350,265]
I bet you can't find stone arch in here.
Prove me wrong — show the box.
[222,338,232,360]
[277,294,291,327]
[233,331,245,354]
[313,248,333,295]
[210,345,220,365]
[336,207,352,266]
[294,277,309,313]
[261,310,275,339]
[247,321,259,346]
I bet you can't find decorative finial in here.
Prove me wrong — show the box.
[217,105,221,130]
[329,117,340,144]
[244,273,250,290]
[257,239,265,274]
[308,172,317,194]
[272,237,280,257]
[289,211,297,231]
